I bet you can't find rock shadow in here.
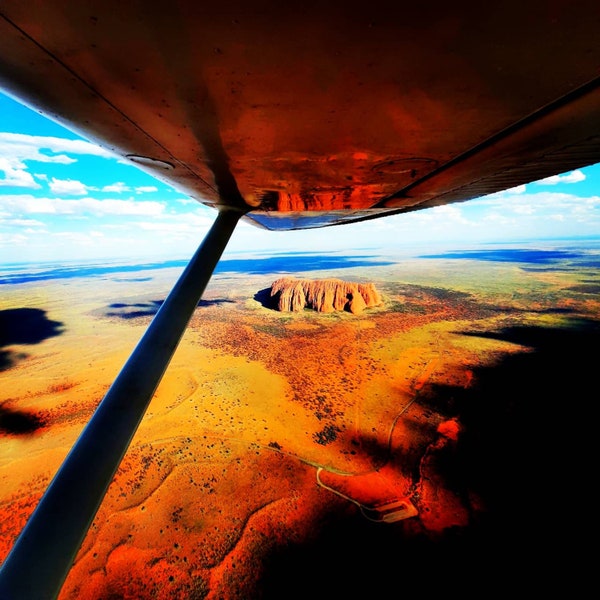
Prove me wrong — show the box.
[258,316,599,597]
[0,308,64,370]
[253,287,277,310]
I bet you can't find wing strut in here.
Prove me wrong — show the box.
[0,207,244,599]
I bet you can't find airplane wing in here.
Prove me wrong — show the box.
[0,2,599,598]
[1,1,598,230]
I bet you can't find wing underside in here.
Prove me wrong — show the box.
[0,0,598,231]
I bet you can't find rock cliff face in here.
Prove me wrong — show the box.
[269,277,382,314]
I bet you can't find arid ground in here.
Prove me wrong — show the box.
[1,242,598,598]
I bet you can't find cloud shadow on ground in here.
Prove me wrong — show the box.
[417,248,590,264]
[0,308,64,370]
[0,402,46,435]
[1,254,395,285]
[104,298,237,320]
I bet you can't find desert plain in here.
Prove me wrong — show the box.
[1,241,598,598]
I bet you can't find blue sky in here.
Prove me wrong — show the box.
[0,91,599,264]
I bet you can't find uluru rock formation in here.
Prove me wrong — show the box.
[269,277,382,314]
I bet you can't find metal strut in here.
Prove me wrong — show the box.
[0,207,243,599]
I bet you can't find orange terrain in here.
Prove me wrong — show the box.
[1,252,598,598]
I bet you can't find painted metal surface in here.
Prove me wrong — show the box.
[0,1,598,230]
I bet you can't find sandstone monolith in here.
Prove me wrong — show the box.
[269,278,381,314]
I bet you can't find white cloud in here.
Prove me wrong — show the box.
[134,210,214,234]
[474,190,599,221]
[399,204,474,228]
[0,132,119,194]
[512,204,535,215]
[0,232,30,246]
[48,177,88,195]
[0,132,114,163]
[0,194,166,216]
[534,170,586,185]
[102,182,130,193]
[84,198,165,216]
[504,184,527,194]
[431,204,472,224]
[0,217,46,228]
[459,190,600,234]
[0,157,41,188]
[135,185,158,194]
[52,231,99,245]
[482,185,527,202]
